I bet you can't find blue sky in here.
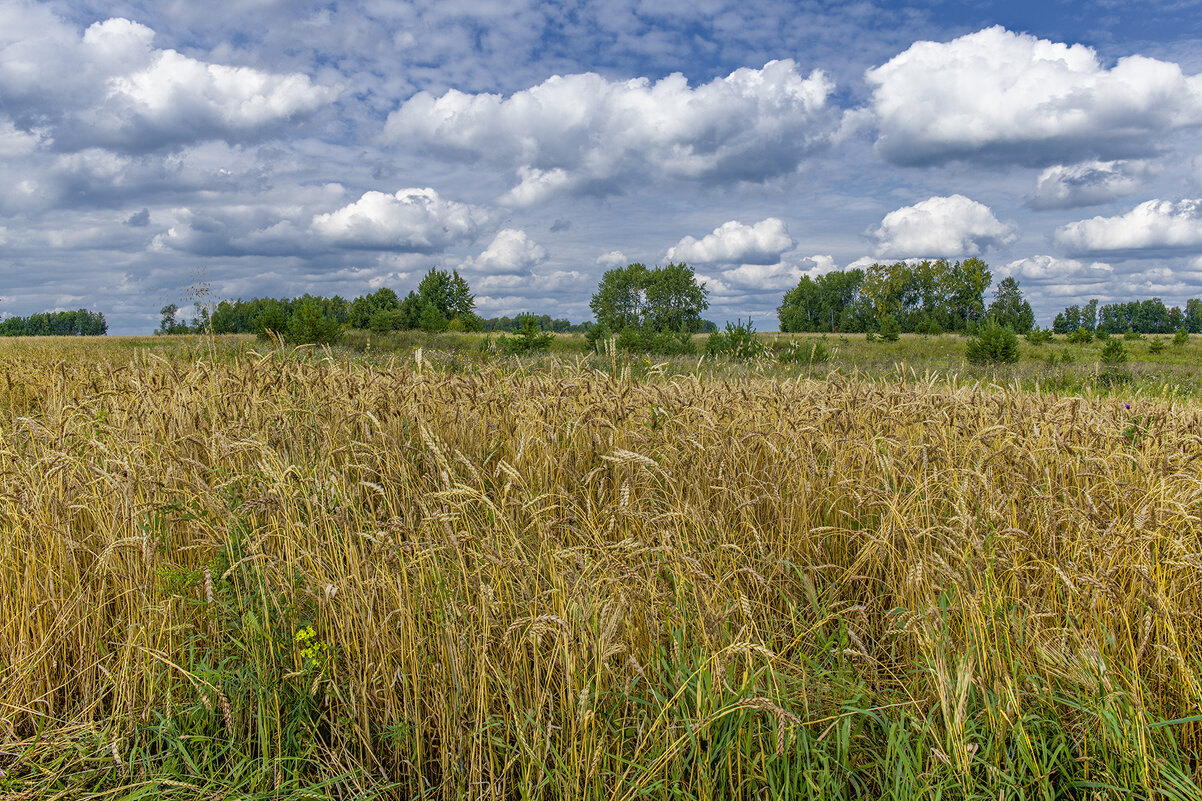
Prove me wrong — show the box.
[2,0,1202,333]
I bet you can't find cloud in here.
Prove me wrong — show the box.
[311,188,486,251]
[597,250,627,269]
[1054,199,1202,253]
[0,14,336,152]
[666,218,793,265]
[459,229,546,275]
[696,254,831,299]
[1028,160,1152,210]
[867,26,1202,166]
[1003,254,1115,283]
[386,60,836,204]
[872,195,1017,258]
[124,208,150,227]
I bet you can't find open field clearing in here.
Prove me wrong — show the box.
[1,337,1201,799]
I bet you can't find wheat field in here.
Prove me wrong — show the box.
[1,337,1200,799]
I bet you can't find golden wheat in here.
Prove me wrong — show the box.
[0,337,1199,798]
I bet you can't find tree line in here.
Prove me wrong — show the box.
[1052,298,1202,335]
[774,258,1035,335]
[159,268,585,344]
[0,308,108,337]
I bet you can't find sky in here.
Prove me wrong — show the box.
[3,1,1202,334]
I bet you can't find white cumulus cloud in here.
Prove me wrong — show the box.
[1054,199,1202,253]
[460,229,547,275]
[1029,160,1152,210]
[311,188,486,251]
[597,250,628,269]
[0,14,336,152]
[1004,254,1114,282]
[867,26,1202,166]
[872,195,1017,258]
[666,218,793,265]
[386,60,836,204]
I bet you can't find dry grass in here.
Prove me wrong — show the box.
[1,337,1200,799]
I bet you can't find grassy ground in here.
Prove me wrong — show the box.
[1,336,1200,799]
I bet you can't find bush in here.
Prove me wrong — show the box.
[1067,327,1093,344]
[705,319,768,360]
[778,336,831,364]
[1148,338,1166,354]
[1025,328,1053,346]
[1095,329,1110,341]
[418,305,448,334]
[1123,329,1144,341]
[499,315,554,354]
[286,299,342,346]
[1173,328,1190,346]
[1100,339,1128,365]
[965,320,1020,365]
[369,309,403,335]
[878,315,900,342]
[255,304,291,341]
[915,317,943,336]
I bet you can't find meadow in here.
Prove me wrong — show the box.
[1,333,1200,799]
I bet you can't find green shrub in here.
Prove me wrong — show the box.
[1025,328,1053,345]
[286,299,342,345]
[878,315,900,342]
[418,305,448,333]
[778,336,830,364]
[705,319,768,360]
[499,315,554,354]
[1174,328,1190,346]
[254,303,291,341]
[368,309,403,335]
[1067,327,1093,344]
[1095,329,1110,341]
[1100,339,1128,365]
[1148,338,1166,354]
[1123,329,1143,341]
[915,317,943,336]
[965,320,1020,365]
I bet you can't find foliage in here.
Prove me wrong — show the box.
[590,262,709,335]
[986,276,1035,334]
[254,300,291,341]
[877,314,900,342]
[369,308,404,335]
[286,298,343,345]
[1066,327,1093,344]
[1100,338,1128,365]
[781,259,993,335]
[1024,328,1053,345]
[498,314,555,354]
[1056,296,1201,335]
[348,287,399,329]
[417,268,475,322]
[0,307,107,336]
[481,314,589,334]
[1174,328,1190,346]
[777,268,867,332]
[965,319,1020,364]
[777,335,831,364]
[705,318,768,359]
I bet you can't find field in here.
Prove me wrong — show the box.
[1,334,1201,799]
